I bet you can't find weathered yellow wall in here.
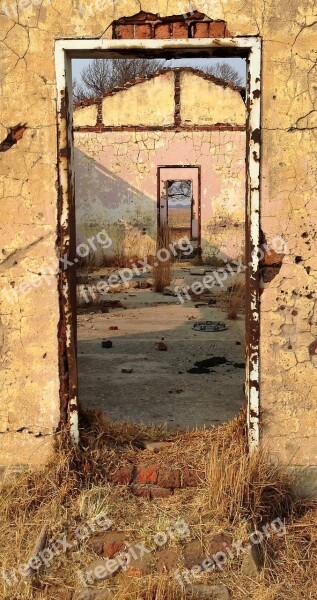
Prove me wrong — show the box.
[180,71,246,125]
[73,103,98,127]
[102,71,175,127]
[0,0,316,489]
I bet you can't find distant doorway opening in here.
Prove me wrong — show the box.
[158,166,201,260]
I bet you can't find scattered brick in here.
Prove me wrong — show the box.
[206,532,232,556]
[155,342,167,351]
[135,465,158,484]
[102,533,126,559]
[109,464,134,485]
[157,469,181,488]
[109,326,118,330]
[156,547,180,572]
[116,24,134,39]
[183,539,204,568]
[88,532,126,558]
[125,550,153,576]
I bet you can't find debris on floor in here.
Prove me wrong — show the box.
[102,340,113,349]
[192,321,228,332]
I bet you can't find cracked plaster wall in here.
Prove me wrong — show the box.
[74,130,246,261]
[74,71,246,262]
[0,0,316,488]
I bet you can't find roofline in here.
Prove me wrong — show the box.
[74,66,245,110]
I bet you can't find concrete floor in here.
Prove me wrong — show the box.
[77,283,245,430]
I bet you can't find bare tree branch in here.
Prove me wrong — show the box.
[205,62,244,87]
[75,59,166,102]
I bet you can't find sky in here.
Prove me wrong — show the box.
[72,57,246,87]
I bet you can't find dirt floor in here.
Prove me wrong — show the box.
[77,266,245,429]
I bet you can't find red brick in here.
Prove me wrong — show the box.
[150,487,173,499]
[87,532,125,557]
[260,249,284,266]
[135,465,158,484]
[209,21,226,37]
[131,485,151,499]
[117,24,134,39]
[172,22,188,38]
[103,539,125,559]
[109,464,134,485]
[193,22,210,38]
[125,551,153,576]
[156,547,179,572]
[135,23,153,39]
[155,342,167,351]
[157,469,181,488]
[182,469,205,487]
[155,23,171,39]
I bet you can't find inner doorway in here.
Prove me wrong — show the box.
[158,166,201,260]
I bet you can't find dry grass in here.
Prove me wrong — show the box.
[0,410,317,600]
[223,275,246,320]
[153,223,172,292]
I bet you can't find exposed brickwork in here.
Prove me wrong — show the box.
[209,21,227,37]
[182,468,205,487]
[155,23,171,39]
[172,21,189,38]
[135,23,152,39]
[157,468,181,488]
[108,458,206,499]
[117,23,134,39]
[193,22,210,38]
[109,464,134,485]
[112,11,229,40]
[135,464,158,484]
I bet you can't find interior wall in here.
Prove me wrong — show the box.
[74,129,246,262]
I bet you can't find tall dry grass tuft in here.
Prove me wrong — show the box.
[153,222,172,292]
[224,274,246,320]
[206,413,296,527]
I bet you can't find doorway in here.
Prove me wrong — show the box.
[158,166,201,260]
[55,37,261,447]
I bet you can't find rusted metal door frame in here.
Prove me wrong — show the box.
[55,37,261,450]
[157,165,201,254]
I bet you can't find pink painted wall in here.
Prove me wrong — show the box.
[74,130,246,261]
